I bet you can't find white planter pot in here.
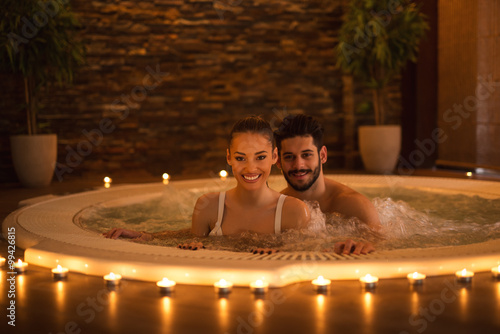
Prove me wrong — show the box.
[358,125,401,174]
[10,134,57,187]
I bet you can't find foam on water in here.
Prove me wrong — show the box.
[78,184,500,251]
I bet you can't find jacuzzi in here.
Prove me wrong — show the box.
[3,175,500,287]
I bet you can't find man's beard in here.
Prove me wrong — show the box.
[283,159,321,192]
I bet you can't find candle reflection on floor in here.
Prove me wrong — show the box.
[218,296,229,330]
[363,291,374,330]
[315,294,326,334]
[459,287,469,321]
[161,296,172,328]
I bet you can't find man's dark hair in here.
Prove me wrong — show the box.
[274,114,324,153]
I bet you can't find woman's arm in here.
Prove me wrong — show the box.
[281,197,311,231]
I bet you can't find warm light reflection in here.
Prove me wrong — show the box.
[252,299,265,327]
[218,297,229,330]
[56,281,65,312]
[315,294,326,334]
[411,291,419,315]
[459,287,468,321]
[363,292,373,325]
[161,296,172,327]
[16,275,25,303]
[108,290,117,321]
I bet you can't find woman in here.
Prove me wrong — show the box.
[104,116,310,244]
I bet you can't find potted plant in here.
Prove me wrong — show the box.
[336,0,428,173]
[0,0,85,187]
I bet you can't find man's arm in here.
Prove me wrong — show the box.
[332,191,382,231]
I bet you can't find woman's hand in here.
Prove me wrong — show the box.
[250,248,279,255]
[103,228,153,241]
[324,239,375,255]
[177,242,204,250]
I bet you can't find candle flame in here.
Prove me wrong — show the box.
[219,170,228,178]
[461,268,467,276]
[104,176,112,183]
[412,272,419,279]
[57,265,62,271]
[255,279,263,286]
[17,259,23,265]
[109,272,116,279]
[162,173,170,180]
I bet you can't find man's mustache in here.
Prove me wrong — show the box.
[288,169,312,175]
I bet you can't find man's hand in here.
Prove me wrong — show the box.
[178,242,204,250]
[103,228,152,241]
[325,239,375,255]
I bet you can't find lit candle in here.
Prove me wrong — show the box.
[104,272,122,286]
[13,259,28,274]
[104,176,112,188]
[157,277,176,294]
[249,280,269,294]
[492,266,500,279]
[466,171,472,177]
[214,279,233,294]
[0,257,5,267]
[359,274,379,289]
[51,265,69,280]
[455,268,474,283]
[219,170,228,181]
[312,276,331,293]
[407,272,426,285]
[162,173,170,185]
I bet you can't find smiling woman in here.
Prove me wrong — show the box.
[104,116,311,241]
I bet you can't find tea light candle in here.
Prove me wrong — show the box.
[157,277,176,293]
[455,268,474,283]
[407,272,426,285]
[359,274,379,289]
[214,279,233,294]
[13,259,28,274]
[104,272,122,286]
[492,266,500,279]
[51,265,69,280]
[219,170,228,181]
[104,176,112,188]
[312,276,331,293]
[162,173,170,185]
[249,280,269,294]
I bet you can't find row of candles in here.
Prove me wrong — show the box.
[103,170,229,188]
[4,258,500,294]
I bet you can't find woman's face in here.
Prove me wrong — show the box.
[227,132,277,190]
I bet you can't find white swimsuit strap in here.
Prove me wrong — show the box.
[274,194,287,235]
[210,191,225,236]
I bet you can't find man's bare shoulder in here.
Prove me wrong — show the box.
[323,178,371,210]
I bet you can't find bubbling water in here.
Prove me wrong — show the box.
[79,184,500,252]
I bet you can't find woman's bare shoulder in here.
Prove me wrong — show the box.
[281,196,310,229]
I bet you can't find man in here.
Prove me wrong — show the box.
[274,114,381,255]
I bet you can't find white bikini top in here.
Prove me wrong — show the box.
[209,192,287,236]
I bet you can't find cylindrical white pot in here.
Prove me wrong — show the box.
[10,134,57,187]
[358,125,401,174]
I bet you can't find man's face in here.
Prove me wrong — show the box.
[277,136,326,192]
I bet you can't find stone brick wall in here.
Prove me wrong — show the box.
[0,0,402,183]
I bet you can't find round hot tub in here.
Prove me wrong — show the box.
[3,175,500,287]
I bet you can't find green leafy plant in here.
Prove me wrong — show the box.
[0,0,85,135]
[336,0,429,125]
